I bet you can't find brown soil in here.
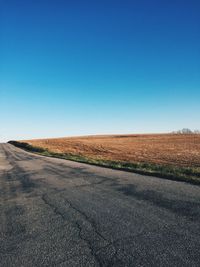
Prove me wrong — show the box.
[24,134,200,168]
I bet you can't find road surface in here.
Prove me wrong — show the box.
[0,143,200,267]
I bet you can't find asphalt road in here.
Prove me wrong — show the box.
[0,143,200,267]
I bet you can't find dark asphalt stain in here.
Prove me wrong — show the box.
[4,205,25,237]
[118,184,200,220]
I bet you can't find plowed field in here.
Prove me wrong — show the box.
[24,134,200,168]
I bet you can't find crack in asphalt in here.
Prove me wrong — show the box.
[44,165,115,188]
[64,198,117,267]
[42,194,67,221]
[41,193,119,266]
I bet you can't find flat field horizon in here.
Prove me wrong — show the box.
[22,133,200,168]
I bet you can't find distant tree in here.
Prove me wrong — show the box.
[172,128,199,134]
[181,128,193,134]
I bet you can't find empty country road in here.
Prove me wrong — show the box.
[0,143,200,267]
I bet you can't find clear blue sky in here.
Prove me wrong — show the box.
[0,0,200,142]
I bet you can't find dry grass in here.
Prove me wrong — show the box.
[24,134,200,168]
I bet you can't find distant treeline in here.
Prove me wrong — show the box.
[172,128,200,134]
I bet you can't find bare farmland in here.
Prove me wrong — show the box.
[24,134,200,168]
